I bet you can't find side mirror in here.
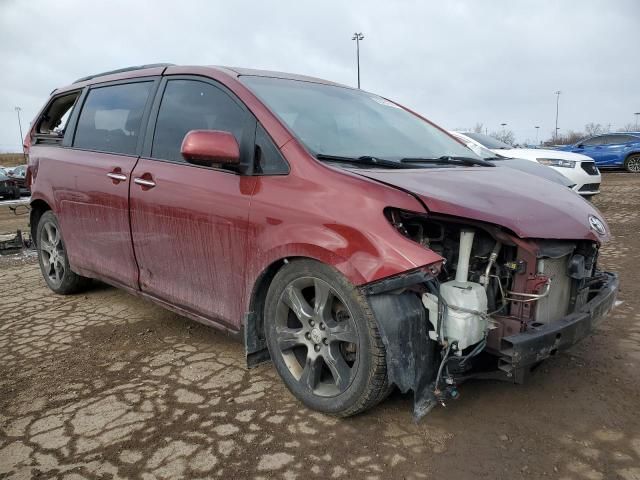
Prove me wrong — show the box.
[576,144,584,148]
[181,130,240,167]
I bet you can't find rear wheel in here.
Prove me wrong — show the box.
[264,259,390,417]
[37,211,90,294]
[624,154,640,173]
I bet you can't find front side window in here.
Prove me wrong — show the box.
[241,76,477,162]
[581,136,604,146]
[151,79,248,163]
[74,82,153,155]
[254,124,289,174]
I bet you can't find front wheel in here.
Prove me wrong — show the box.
[37,211,90,294]
[264,259,390,417]
[624,154,640,173]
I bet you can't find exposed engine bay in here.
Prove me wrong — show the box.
[369,208,616,420]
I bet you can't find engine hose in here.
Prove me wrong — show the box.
[458,337,487,368]
[426,279,449,343]
[434,342,454,391]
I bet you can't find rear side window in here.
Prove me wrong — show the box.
[74,82,152,155]
[35,91,81,142]
[151,79,248,163]
[609,134,637,144]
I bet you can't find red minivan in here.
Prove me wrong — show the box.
[27,64,618,418]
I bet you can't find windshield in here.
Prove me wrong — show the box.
[449,133,504,159]
[462,132,512,150]
[241,76,479,163]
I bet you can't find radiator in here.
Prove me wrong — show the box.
[535,255,572,324]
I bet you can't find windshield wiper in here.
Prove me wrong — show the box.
[316,154,416,169]
[400,156,496,167]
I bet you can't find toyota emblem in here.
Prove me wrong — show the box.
[589,215,606,236]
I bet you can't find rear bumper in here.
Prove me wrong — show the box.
[498,272,618,375]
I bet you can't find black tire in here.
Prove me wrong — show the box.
[264,259,390,417]
[36,210,90,294]
[624,154,640,173]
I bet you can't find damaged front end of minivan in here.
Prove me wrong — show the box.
[364,209,619,420]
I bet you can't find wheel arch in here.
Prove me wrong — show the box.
[624,151,640,161]
[29,198,52,245]
[244,255,324,367]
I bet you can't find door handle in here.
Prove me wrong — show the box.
[107,172,128,182]
[134,177,156,188]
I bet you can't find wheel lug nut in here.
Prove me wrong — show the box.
[305,332,311,340]
[314,344,321,352]
[310,320,315,327]
[319,323,325,330]
[322,338,328,346]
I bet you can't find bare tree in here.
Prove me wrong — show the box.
[584,122,605,136]
[473,122,484,134]
[618,123,637,132]
[543,130,583,146]
[490,130,515,145]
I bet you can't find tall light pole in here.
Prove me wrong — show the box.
[554,91,561,142]
[14,106,24,150]
[352,32,364,89]
[535,126,540,144]
[634,112,640,131]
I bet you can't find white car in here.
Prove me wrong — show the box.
[451,131,601,197]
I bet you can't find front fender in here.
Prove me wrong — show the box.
[247,221,443,288]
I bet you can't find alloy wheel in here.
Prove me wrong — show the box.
[627,155,640,173]
[274,277,359,397]
[39,221,66,287]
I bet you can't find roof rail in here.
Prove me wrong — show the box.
[73,63,175,84]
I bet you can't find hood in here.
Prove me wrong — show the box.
[493,148,593,162]
[356,167,608,242]
[492,158,575,187]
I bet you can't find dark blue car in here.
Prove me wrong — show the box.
[559,133,640,172]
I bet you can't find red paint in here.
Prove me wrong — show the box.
[128,159,256,328]
[181,130,240,165]
[28,65,610,332]
[357,168,609,243]
[30,147,139,288]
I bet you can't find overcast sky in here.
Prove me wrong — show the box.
[1,0,639,151]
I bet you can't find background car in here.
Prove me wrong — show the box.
[448,131,576,189]
[0,171,20,199]
[558,132,640,172]
[7,164,29,195]
[455,131,601,197]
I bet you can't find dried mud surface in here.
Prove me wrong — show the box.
[1,172,639,479]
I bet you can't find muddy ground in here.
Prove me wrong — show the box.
[1,173,639,479]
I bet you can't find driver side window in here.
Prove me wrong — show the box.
[582,136,603,146]
[151,79,249,164]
